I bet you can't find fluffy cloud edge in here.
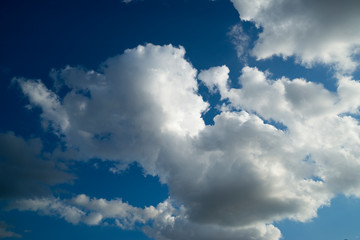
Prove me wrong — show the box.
[12,43,360,240]
[230,0,360,73]
[10,194,282,240]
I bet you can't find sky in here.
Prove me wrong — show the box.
[1,0,360,239]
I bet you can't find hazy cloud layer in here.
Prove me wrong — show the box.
[0,132,73,200]
[231,0,360,73]
[14,43,360,240]
[0,222,21,239]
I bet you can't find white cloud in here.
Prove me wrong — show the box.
[13,195,281,240]
[14,78,70,132]
[228,23,250,60]
[231,0,360,73]
[198,65,229,95]
[40,44,208,174]
[16,44,360,240]
[199,65,360,199]
[11,194,158,228]
[12,197,85,224]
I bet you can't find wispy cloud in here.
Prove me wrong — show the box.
[228,23,250,60]
[0,222,21,239]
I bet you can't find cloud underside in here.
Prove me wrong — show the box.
[231,0,360,73]
[13,42,360,240]
[0,132,73,200]
[0,221,21,239]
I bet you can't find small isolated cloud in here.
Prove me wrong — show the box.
[14,44,360,240]
[13,79,70,133]
[0,221,21,239]
[228,23,250,60]
[231,0,360,73]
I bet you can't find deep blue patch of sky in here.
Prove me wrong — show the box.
[53,161,169,208]
[276,195,360,240]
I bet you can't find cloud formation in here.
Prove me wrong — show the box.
[15,43,360,240]
[36,44,208,175]
[228,23,250,60]
[231,0,360,73]
[13,194,281,240]
[15,79,70,132]
[0,222,21,239]
[199,65,360,198]
[0,132,73,200]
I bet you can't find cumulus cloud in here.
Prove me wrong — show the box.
[0,132,73,200]
[33,44,207,175]
[11,194,156,227]
[199,65,360,198]
[231,0,360,73]
[14,44,360,240]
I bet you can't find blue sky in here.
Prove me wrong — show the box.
[1,0,360,239]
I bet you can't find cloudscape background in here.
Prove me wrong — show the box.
[1,0,360,239]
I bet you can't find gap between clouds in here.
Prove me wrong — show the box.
[9,43,360,240]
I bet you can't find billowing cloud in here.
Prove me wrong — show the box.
[0,132,73,200]
[36,44,208,175]
[14,44,360,240]
[231,0,360,73]
[199,65,360,198]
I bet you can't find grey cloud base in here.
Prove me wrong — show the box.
[0,132,73,200]
[14,44,360,240]
[0,221,21,239]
